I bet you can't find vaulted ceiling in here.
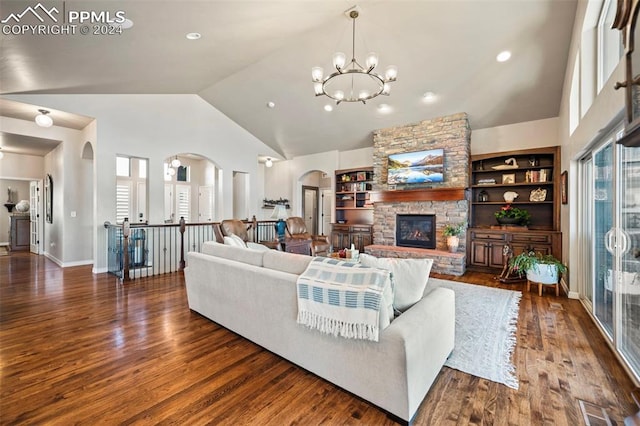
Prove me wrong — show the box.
[0,0,577,159]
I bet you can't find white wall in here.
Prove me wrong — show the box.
[5,94,281,272]
[0,151,44,179]
[338,147,374,169]
[471,118,560,155]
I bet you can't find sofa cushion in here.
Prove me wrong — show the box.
[201,241,264,267]
[263,250,313,275]
[224,234,247,248]
[359,254,433,312]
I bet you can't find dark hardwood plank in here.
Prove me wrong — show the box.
[0,253,637,424]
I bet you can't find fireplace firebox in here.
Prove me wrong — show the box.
[396,214,436,249]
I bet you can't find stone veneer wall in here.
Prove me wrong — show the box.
[372,112,470,254]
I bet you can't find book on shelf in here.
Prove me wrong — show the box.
[477,178,496,185]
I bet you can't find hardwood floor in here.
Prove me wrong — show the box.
[1,252,638,425]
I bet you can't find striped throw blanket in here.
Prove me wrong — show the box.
[296,257,391,342]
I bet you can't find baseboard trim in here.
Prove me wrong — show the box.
[92,266,109,274]
[43,253,93,268]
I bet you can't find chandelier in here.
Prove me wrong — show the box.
[312,7,397,104]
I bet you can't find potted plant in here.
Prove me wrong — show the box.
[442,222,466,253]
[494,204,531,225]
[508,250,567,284]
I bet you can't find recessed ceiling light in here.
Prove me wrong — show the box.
[186,32,201,40]
[496,50,511,62]
[422,92,437,103]
[377,104,392,113]
[267,101,276,108]
[324,105,333,112]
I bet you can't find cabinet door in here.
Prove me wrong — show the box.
[332,231,349,250]
[488,242,507,268]
[470,241,490,266]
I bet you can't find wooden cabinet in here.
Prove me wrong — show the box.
[332,224,372,252]
[10,215,30,251]
[469,229,560,271]
[468,147,562,271]
[469,231,507,268]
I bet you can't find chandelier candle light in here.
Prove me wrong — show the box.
[312,7,397,104]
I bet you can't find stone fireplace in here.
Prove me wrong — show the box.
[366,112,470,275]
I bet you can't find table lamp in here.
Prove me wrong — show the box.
[271,204,288,242]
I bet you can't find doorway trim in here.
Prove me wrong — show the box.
[302,185,319,235]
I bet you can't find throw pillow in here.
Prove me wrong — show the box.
[359,253,433,312]
[223,235,247,248]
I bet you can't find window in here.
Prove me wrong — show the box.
[177,165,189,182]
[175,185,191,222]
[116,156,130,177]
[116,182,131,223]
[597,0,622,91]
[115,156,147,223]
[138,159,147,179]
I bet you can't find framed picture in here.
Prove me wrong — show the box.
[45,174,53,223]
[356,172,367,181]
[502,173,515,184]
[561,171,568,204]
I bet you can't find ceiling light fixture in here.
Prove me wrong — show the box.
[311,6,397,105]
[267,101,276,108]
[265,158,273,168]
[324,105,333,112]
[171,156,181,168]
[496,50,511,62]
[167,167,176,176]
[35,109,53,128]
[186,32,201,40]
[422,91,437,103]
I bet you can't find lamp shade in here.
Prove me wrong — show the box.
[270,204,288,220]
[171,157,181,168]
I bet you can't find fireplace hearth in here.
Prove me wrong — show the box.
[396,214,436,249]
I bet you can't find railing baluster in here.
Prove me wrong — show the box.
[179,217,186,271]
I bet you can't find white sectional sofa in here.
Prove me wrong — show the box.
[184,241,455,423]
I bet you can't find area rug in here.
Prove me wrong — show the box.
[431,278,521,389]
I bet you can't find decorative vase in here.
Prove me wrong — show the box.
[496,216,522,225]
[15,200,29,213]
[526,264,558,284]
[446,236,459,253]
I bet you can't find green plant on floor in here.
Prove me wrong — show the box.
[442,222,467,237]
[508,250,567,276]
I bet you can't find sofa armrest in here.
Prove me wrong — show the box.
[382,287,455,416]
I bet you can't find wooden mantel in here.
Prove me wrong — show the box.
[369,187,469,203]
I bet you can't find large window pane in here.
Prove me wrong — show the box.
[620,145,640,375]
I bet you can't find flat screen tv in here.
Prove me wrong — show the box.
[387,148,444,184]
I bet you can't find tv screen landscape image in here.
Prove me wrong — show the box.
[387,148,444,184]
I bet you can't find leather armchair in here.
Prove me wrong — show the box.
[220,219,251,243]
[285,217,330,256]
